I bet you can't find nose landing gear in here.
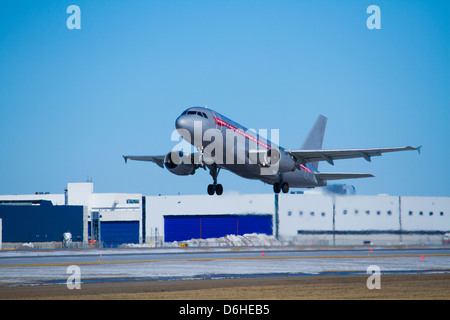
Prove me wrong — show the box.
[207,165,223,195]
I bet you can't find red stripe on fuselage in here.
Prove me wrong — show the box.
[214,117,270,150]
[300,164,312,173]
[213,117,312,173]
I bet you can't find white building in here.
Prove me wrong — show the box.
[145,192,450,246]
[1,182,449,247]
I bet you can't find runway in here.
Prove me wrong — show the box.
[1,247,449,287]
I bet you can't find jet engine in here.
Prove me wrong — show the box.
[263,148,296,172]
[164,151,196,175]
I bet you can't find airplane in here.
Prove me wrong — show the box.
[123,106,421,195]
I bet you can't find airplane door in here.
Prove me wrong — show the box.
[213,111,222,132]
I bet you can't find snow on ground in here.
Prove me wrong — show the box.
[0,234,282,258]
[165,233,282,248]
[123,233,282,248]
[1,234,449,286]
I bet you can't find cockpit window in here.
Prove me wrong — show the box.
[184,110,209,119]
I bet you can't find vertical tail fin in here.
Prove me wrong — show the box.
[301,114,327,170]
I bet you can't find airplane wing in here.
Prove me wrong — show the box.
[285,146,421,166]
[123,155,165,168]
[315,173,374,181]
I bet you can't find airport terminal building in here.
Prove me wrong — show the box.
[0,182,449,248]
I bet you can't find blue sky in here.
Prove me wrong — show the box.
[0,0,448,197]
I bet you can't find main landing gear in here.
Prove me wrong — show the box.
[273,181,289,194]
[207,165,223,196]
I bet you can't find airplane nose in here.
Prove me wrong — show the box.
[175,115,187,130]
[175,114,195,143]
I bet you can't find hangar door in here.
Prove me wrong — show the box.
[89,221,139,247]
[164,214,272,242]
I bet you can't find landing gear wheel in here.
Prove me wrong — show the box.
[215,184,223,195]
[281,182,289,194]
[273,182,281,194]
[207,165,223,196]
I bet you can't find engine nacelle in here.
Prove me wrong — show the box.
[263,148,296,172]
[164,151,196,176]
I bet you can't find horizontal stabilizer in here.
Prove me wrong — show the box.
[315,172,374,181]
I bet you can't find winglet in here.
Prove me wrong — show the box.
[123,155,128,164]
[406,145,422,154]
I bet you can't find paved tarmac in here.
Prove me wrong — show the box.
[1,246,449,287]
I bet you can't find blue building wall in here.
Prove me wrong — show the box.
[0,203,83,242]
[164,214,273,242]
[88,221,140,247]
